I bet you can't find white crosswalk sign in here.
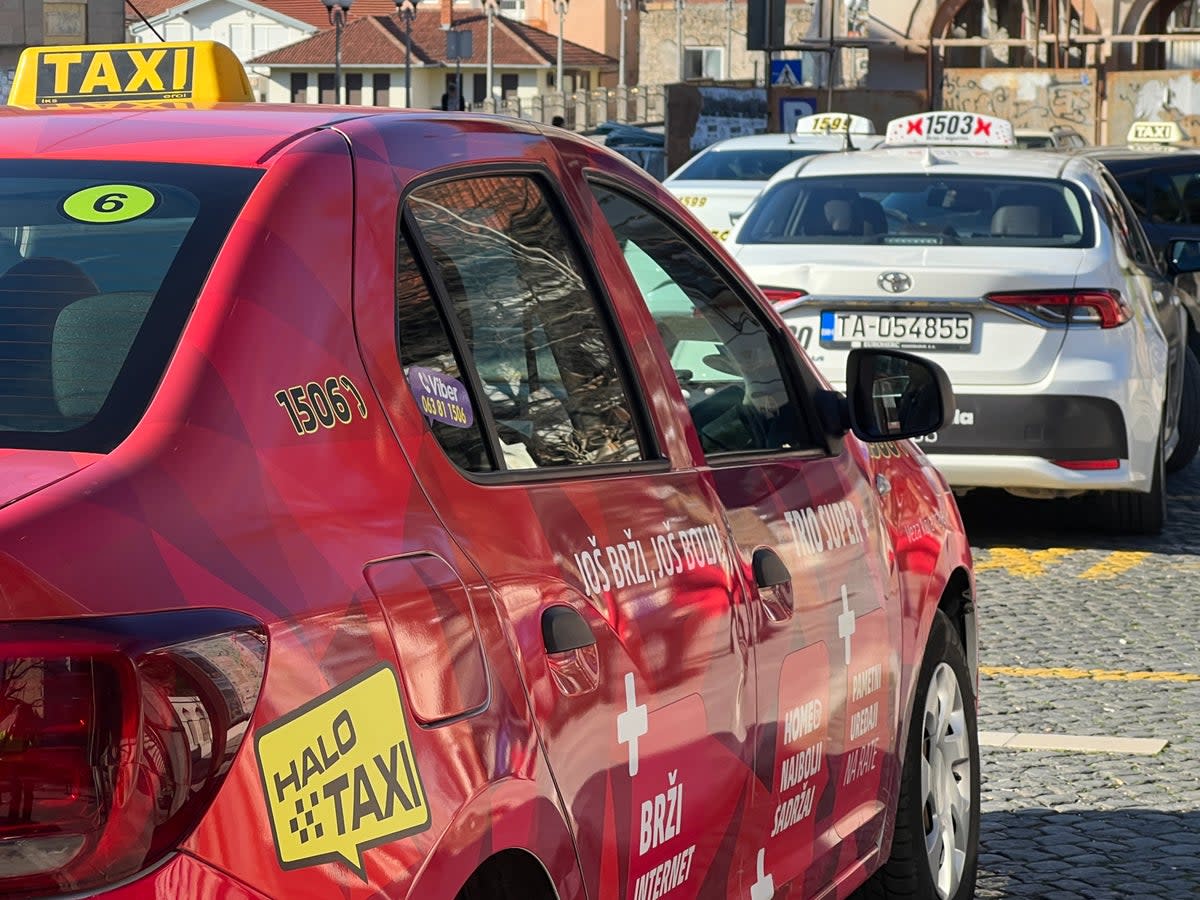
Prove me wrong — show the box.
[771,59,803,86]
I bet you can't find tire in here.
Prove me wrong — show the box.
[1167,347,1200,473]
[1099,427,1165,536]
[854,610,979,900]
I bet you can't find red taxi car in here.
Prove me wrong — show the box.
[0,41,978,900]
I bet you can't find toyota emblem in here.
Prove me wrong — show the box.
[878,272,912,294]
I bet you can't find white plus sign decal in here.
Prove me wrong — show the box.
[616,672,648,777]
[837,584,856,666]
[750,848,775,900]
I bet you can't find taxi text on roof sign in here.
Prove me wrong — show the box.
[794,113,877,136]
[884,111,1016,147]
[7,40,254,107]
[1127,120,1184,144]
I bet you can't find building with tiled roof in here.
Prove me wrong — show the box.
[248,2,616,111]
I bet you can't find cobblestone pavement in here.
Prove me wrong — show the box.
[956,463,1200,899]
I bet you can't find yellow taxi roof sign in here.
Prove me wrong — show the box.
[8,40,253,108]
[1127,120,1183,145]
[794,113,877,136]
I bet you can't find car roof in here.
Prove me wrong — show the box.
[763,145,1084,184]
[0,104,536,167]
[691,132,878,152]
[1059,145,1200,164]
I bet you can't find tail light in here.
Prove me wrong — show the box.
[987,289,1131,328]
[1053,458,1120,470]
[0,610,267,898]
[761,288,807,305]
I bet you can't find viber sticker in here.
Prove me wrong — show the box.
[255,665,431,878]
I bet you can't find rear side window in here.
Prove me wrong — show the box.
[400,174,645,472]
[0,161,259,451]
[738,174,1094,248]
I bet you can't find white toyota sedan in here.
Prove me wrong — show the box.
[664,113,883,240]
[728,111,1198,534]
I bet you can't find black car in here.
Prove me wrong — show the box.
[1058,143,1200,472]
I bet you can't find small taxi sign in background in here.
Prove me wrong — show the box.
[1127,120,1184,144]
[7,40,253,107]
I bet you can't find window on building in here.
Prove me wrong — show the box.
[499,0,526,17]
[289,72,308,103]
[228,24,250,60]
[346,73,363,105]
[473,73,487,103]
[684,47,723,80]
[318,73,335,104]
[164,22,189,42]
[373,73,390,106]
[500,73,519,97]
[253,24,286,54]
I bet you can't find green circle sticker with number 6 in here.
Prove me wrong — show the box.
[60,184,159,224]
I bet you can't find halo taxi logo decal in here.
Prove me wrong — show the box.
[255,665,430,879]
[877,271,912,294]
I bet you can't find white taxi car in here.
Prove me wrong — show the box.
[728,111,1194,534]
[664,113,883,240]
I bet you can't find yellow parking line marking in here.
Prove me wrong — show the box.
[982,665,1200,683]
[980,731,1167,755]
[1078,551,1150,580]
[974,547,1075,578]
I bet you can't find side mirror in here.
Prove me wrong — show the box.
[1167,238,1200,275]
[844,348,955,441]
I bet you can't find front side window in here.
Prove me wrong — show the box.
[590,183,817,457]
[737,174,1095,247]
[0,160,259,451]
[403,175,644,471]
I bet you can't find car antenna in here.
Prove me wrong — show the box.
[126,0,166,40]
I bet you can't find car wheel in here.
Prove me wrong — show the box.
[853,610,979,900]
[1100,425,1165,536]
[1166,347,1200,473]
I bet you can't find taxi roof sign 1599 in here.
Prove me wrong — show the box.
[7,40,254,108]
[794,113,876,136]
[885,112,1016,147]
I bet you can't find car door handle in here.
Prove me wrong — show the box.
[541,604,596,653]
[753,546,791,588]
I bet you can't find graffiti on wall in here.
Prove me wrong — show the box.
[942,68,1097,137]
[1108,71,1200,146]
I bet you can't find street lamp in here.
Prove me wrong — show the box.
[321,0,353,104]
[397,0,419,108]
[616,0,631,90]
[485,0,498,111]
[553,0,568,101]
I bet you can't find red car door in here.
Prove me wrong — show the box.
[583,171,904,898]
[349,123,756,899]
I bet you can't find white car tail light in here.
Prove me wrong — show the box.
[987,290,1131,329]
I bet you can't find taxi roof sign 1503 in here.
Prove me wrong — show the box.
[7,40,254,108]
[885,111,1016,147]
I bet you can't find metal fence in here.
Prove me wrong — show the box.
[470,86,666,129]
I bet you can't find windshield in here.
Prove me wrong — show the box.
[736,174,1094,247]
[671,149,825,182]
[0,161,260,452]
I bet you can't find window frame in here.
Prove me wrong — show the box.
[584,172,834,464]
[395,163,667,483]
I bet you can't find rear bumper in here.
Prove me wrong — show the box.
[917,394,1127,461]
[926,455,1143,492]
